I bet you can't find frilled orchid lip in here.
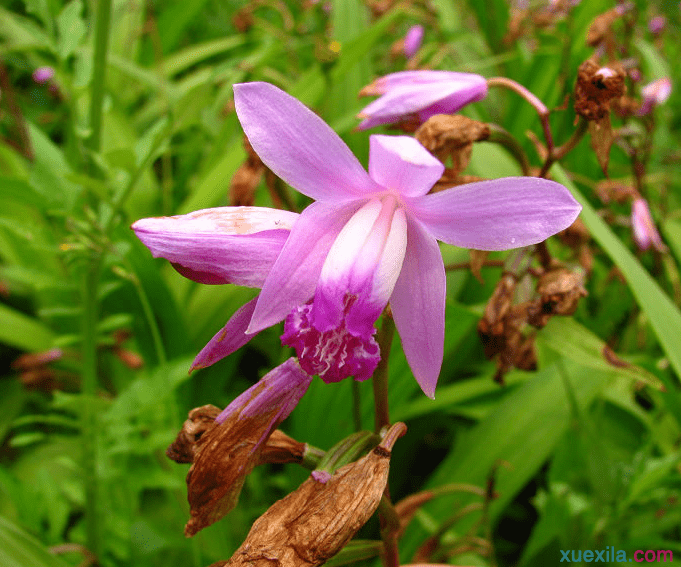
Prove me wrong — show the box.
[356,70,488,130]
[132,81,582,398]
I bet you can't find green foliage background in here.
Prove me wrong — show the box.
[1,0,680,566]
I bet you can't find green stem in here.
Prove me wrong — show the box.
[81,258,102,561]
[352,380,362,431]
[372,308,395,434]
[486,124,531,176]
[86,0,113,153]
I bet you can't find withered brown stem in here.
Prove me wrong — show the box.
[444,260,505,272]
[538,117,589,178]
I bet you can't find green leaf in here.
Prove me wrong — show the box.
[0,304,54,352]
[0,516,70,567]
[551,166,681,403]
[161,36,246,78]
[400,359,611,558]
[536,317,664,390]
[56,0,85,60]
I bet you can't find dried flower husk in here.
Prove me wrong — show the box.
[182,359,313,536]
[415,114,489,176]
[574,61,626,122]
[224,423,407,567]
[167,405,221,464]
[534,267,588,319]
[229,137,265,206]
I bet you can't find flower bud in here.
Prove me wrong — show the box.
[225,423,407,567]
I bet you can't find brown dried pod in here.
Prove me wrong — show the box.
[574,61,626,122]
[594,179,636,204]
[12,348,64,370]
[415,115,490,176]
[224,423,407,567]
[535,267,587,317]
[477,272,518,358]
[183,359,313,536]
[258,429,306,465]
[468,250,490,285]
[586,4,632,48]
[229,137,265,206]
[166,405,221,464]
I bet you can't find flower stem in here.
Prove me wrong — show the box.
[81,257,102,561]
[487,77,554,153]
[538,117,588,178]
[352,380,363,431]
[86,0,112,153]
[372,307,395,434]
[486,124,531,175]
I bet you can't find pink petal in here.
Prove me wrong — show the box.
[190,297,260,371]
[215,358,313,448]
[390,217,445,399]
[357,74,487,130]
[361,70,487,95]
[368,135,444,198]
[247,200,365,334]
[132,207,297,287]
[312,197,408,338]
[234,82,380,202]
[408,177,581,251]
[403,25,424,59]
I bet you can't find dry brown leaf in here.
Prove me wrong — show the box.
[225,423,406,567]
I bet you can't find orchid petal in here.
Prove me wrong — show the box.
[390,217,445,399]
[248,200,365,334]
[361,70,487,95]
[368,135,444,198]
[313,197,408,338]
[190,297,259,372]
[216,358,313,445]
[357,75,487,130]
[132,207,297,287]
[234,82,380,201]
[409,177,581,251]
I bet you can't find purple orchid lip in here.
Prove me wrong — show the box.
[132,81,581,398]
[357,70,488,130]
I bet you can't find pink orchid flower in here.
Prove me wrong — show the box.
[133,82,580,398]
[403,25,424,59]
[638,77,672,116]
[357,70,488,130]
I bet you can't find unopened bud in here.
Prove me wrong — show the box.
[225,423,407,567]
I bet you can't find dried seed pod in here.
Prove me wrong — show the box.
[574,61,626,122]
[535,267,587,317]
[167,405,221,464]
[415,114,489,176]
[229,137,265,206]
[183,359,313,536]
[225,423,407,567]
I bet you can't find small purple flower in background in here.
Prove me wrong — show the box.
[648,15,666,35]
[134,82,580,397]
[357,71,488,131]
[32,66,54,84]
[403,25,424,59]
[631,198,666,252]
[638,77,671,116]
